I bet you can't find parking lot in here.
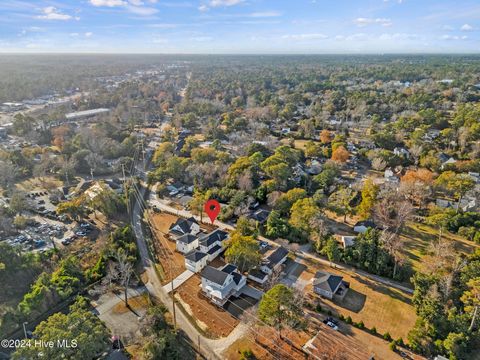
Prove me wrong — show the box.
[3,216,97,253]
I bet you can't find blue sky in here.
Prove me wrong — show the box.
[0,0,479,53]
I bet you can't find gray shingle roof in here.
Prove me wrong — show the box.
[207,244,222,255]
[201,265,229,285]
[169,217,198,235]
[177,234,198,244]
[265,246,288,269]
[199,229,228,247]
[185,250,207,262]
[312,271,343,293]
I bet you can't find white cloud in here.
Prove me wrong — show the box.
[379,33,418,40]
[282,33,328,40]
[37,6,76,21]
[441,34,468,40]
[442,25,454,31]
[198,0,244,11]
[89,0,158,15]
[85,32,93,37]
[461,23,474,31]
[148,23,179,28]
[209,0,244,7]
[125,5,158,15]
[70,32,79,37]
[354,17,392,27]
[191,36,213,41]
[89,0,127,6]
[152,37,168,43]
[250,11,281,18]
[336,33,368,41]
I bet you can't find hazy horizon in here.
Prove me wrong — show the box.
[1,0,479,54]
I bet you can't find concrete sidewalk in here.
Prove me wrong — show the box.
[163,269,195,293]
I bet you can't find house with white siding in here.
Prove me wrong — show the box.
[200,264,246,306]
[176,234,199,254]
[260,246,289,275]
[199,229,228,261]
[184,250,208,273]
[169,217,200,239]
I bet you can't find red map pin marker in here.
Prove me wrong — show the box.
[204,199,221,224]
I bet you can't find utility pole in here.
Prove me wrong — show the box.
[121,163,130,216]
[22,322,28,339]
[171,278,177,330]
[140,139,146,172]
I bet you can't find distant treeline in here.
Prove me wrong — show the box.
[1,54,480,104]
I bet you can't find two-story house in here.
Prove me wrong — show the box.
[184,250,208,273]
[176,234,199,254]
[260,246,289,275]
[199,229,228,261]
[200,264,246,306]
[169,217,200,239]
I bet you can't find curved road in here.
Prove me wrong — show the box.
[131,183,248,359]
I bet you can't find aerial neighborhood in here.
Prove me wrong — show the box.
[0,51,479,360]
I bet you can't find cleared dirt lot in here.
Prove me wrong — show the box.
[298,258,417,341]
[150,213,187,284]
[175,274,239,339]
[225,326,313,360]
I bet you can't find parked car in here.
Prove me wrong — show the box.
[324,317,339,326]
[326,321,339,331]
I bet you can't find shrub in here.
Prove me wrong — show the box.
[371,327,377,335]
[345,316,352,324]
[316,304,323,313]
[356,321,365,329]
[384,332,392,341]
[327,310,333,316]
[389,341,397,351]
[239,349,256,360]
[339,314,345,321]
[396,338,404,346]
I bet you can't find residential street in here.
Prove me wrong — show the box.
[149,196,414,295]
[131,181,248,359]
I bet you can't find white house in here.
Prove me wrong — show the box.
[384,168,399,183]
[341,236,356,249]
[441,157,457,170]
[169,217,200,238]
[200,264,246,306]
[199,229,228,261]
[312,271,346,300]
[394,147,410,158]
[260,246,289,275]
[176,234,199,254]
[184,250,208,273]
[247,269,269,285]
[436,198,458,209]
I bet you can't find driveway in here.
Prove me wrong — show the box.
[163,269,195,293]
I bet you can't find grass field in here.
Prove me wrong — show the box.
[300,258,417,340]
[402,222,479,273]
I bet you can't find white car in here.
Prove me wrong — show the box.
[326,321,339,331]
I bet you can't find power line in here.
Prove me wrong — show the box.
[130,185,299,360]
[127,136,310,360]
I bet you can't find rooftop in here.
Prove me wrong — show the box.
[313,271,343,293]
[201,265,229,285]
